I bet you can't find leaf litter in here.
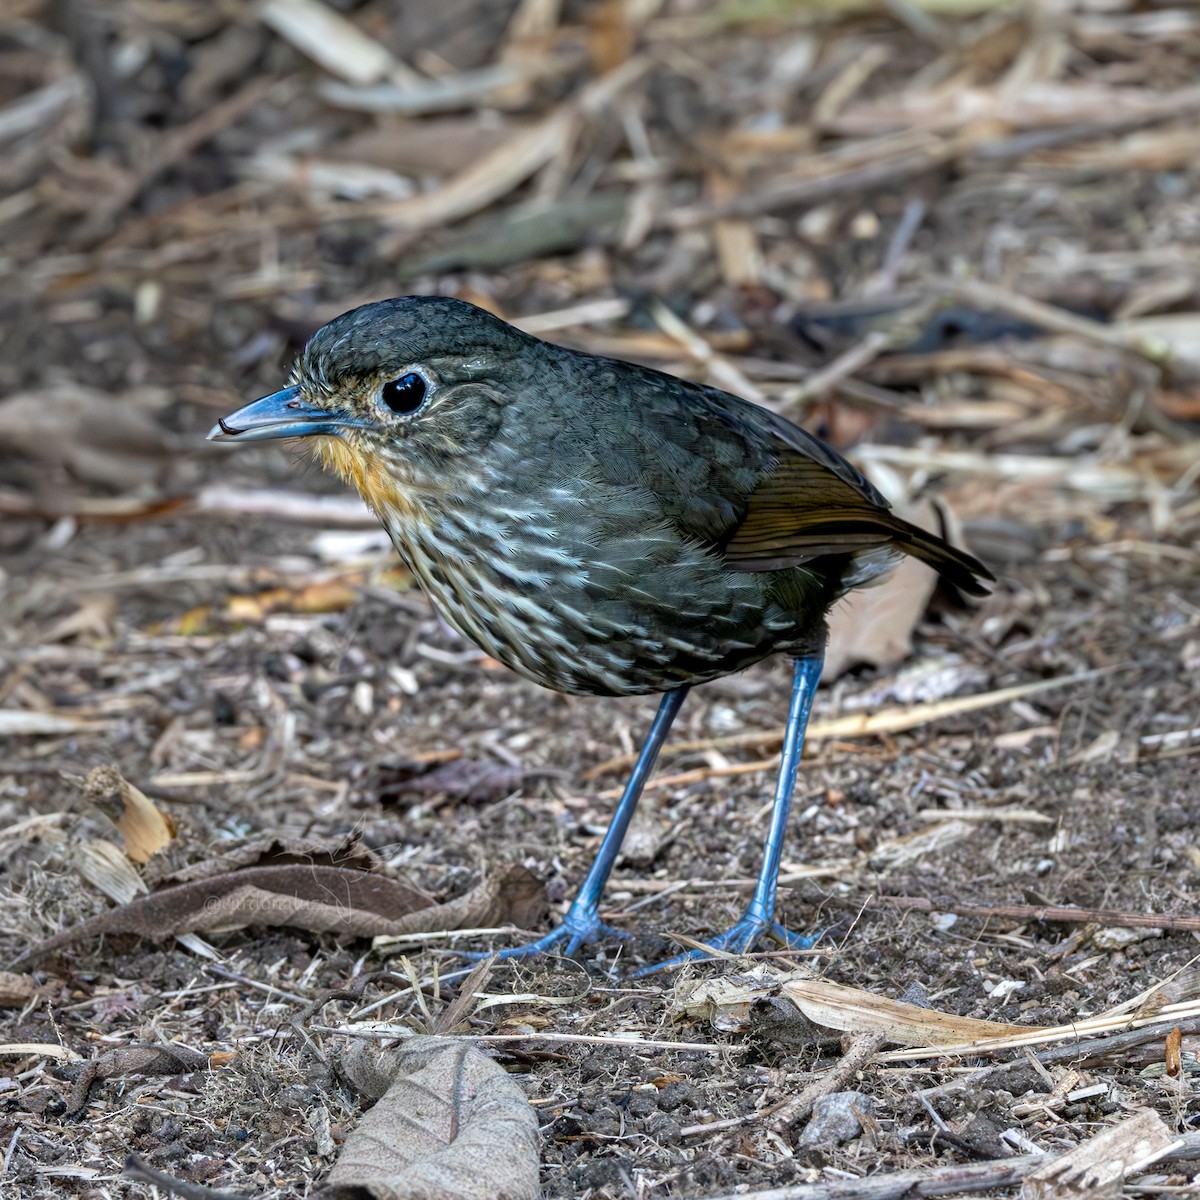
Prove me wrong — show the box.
[324,1036,540,1200]
[1,0,1199,1197]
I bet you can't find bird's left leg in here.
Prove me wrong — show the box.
[465,685,690,962]
[636,654,823,975]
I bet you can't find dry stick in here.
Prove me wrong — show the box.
[776,292,946,408]
[597,753,784,799]
[125,1153,251,1200]
[917,1014,1200,1103]
[768,1032,888,1133]
[583,668,1120,781]
[702,1135,1200,1200]
[312,1026,738,1053]
[679,1033,888,1140]
[877,895,1200,935]
[373,54,649,246]
[777,331,894,408]
[669,132,968,227]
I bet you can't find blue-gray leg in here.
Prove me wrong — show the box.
[467,685,690,962]
[636,653,824,975]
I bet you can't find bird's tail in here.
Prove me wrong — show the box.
[887,514,994,597]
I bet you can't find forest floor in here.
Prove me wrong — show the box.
[1,2,1199,1197]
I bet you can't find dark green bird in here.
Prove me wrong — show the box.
[210,296,992,970]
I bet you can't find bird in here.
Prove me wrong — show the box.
[209,295,992,972]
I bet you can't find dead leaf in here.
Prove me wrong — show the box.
[17,863,543,967]
[373,866,546,949]
[781,976,1040,1047]
[70,838,147,905]
[674,965,1040,1047]
[84,765,176,863]
[825,554,938,679]
[161,834,384,883]
[324,1036,539,1200]
[824,496,942,680]
[869,819,978,869]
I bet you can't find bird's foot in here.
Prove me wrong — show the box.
[634,913,819,976]
[461,906,628,963]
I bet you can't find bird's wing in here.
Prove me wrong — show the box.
[601,361,991,593]
[715,450,902,570]
[607,362,896,567]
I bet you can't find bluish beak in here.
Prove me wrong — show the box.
[207,386,364,443]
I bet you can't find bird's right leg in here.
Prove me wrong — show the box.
[468,685,689,961]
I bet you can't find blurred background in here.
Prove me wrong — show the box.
[2,0,1197,533]
[2,3,1199,1196]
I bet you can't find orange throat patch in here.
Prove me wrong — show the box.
[314,437,424,527]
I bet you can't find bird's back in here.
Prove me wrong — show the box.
[406,343,987,697]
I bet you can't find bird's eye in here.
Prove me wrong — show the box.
[380,372,427,414]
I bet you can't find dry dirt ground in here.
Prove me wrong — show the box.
[1,2,1199,1198]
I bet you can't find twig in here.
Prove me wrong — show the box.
[597,754,784,799]
[876,895,1200,935]
[776,331,894,408]
[702,1134,1200,1200]
[917,1015,1200,1102]
[313,1026,740,1053]
[937,278,1173,368]
[670,131,968,227]
[770,1032,888,1132]
[125,1154,251,1200]
[583,668,1122,780]
[679,1029,888,1140]
[875,197,927,294]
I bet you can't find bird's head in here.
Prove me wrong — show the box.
[208,296,539,518]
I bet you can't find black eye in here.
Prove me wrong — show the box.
[380,372,427,414]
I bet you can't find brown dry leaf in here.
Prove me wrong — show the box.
[782,976,1041,1047]
[386,758,525,805]
[375,865,547,947]
[323,1036,539,1200]
[825,555,938,680]
[225,580,364,620]
[18,863,543,966]
[159,566,411,633]
[162,834,384,883]
[675,965,1039,1047]
[84,765,176,864]
[868,819,978,870]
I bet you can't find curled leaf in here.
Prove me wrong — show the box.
[17,863,543,967]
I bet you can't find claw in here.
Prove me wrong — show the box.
[634,915,820,976]
[460,908,628,963]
